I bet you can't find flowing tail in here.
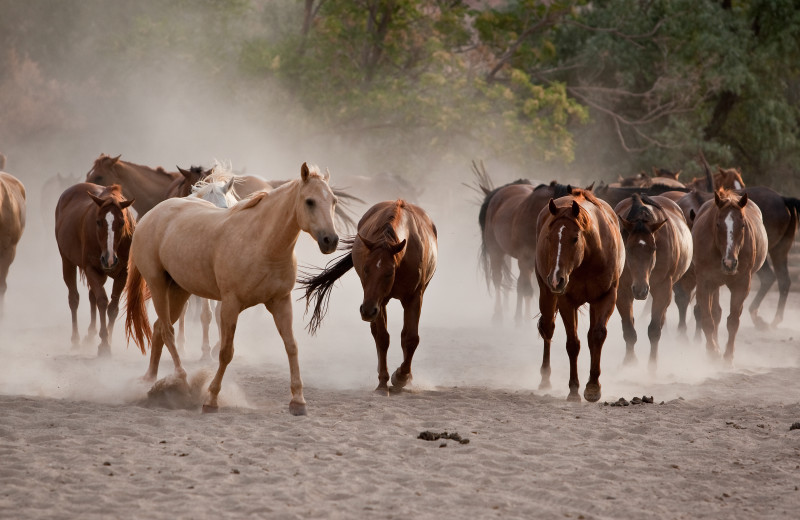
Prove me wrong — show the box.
[297,248,355,334]
[783,196,800,224]
[125,259,152,354]
[697,150,714,192]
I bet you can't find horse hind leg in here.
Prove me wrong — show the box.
[0,247,13,319]
[616,281,637,366]
[768,249,792,328]
[515,260,534,327]
[199,297,213,362]
[748,261,775,330]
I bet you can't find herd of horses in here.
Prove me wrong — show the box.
[0,150,797,412]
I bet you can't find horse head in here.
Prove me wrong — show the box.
[88,185,135,272]
[297,162,339,254]
[715,167,745,190]
[538,198,590,294]
[191,176,237,208]
[713,189,749,275]
[86,154,122,185]
[618,195,666,300]
[356,232,407,322]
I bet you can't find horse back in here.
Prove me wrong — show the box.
[481,183,535,256]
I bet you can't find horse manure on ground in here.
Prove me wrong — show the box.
[418,431,470,444]
[790,422,800,431]
[604,396,656,407]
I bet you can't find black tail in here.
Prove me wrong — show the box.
[697,150,714,192]
[783,196,800,222]
[297,248,355,334]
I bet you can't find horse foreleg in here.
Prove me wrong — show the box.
[616,274,637,366]
[199,297,213,362]
[696,281,720,358]
[370,305,391,394]
[85,271,110,357]
[748,261,774,330]
[648,283,673,372]
[724,278,751,365]
[536,278,557,391]
[177,304,187,356]
[560,304,581,402]
[264,295,306,416]
[0,247,14,318]
[394,295,422,389]
[61,260,81,347]
[87,290,98,341]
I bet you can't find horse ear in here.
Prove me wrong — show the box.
[223,177,236,194]
[618,217,634,234]
[548,199,557,215]
[674,169,682,180]
[689,209,696,222]
[649,219,667,234]
[120,199,135,209]
[323,167,330,182]
[111,154,121,164]
[584,181,595,191]
[739,193,748,208]
[390,239,407,256]
[88,192,105,207]
[571,200,580,217]
[714,190,723,207]
[301,162,310,182]
[358,233,377,251]
[177,166,192,179]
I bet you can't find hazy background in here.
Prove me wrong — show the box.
[1,0,798,407]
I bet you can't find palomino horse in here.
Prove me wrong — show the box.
[55,183,135,355]
[535,189,624,402]
[125,163,339,414]
[615,194,692,368]
[0,170,26,316]
[176,174,238,360]
[474,164,571,324]
[692,190,768,362]
[300,200,438,394]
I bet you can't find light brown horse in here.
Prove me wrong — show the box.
[535,189,624,402]
[125,163,339,414]
[615,194,693,368]
[691,189,768,362]
[300,200,438,394]
[55,183,135,355]
[0,171,26,316]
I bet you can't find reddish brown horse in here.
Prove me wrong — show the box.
[0,171,26,317]
[55,183,135,355]
[85,154,180,216]
[692,190,768,362]
[165,165,213,199]
[535,189,624,402]
[300,200,438,394]
[476,171,574,325]
[615,194,693,368]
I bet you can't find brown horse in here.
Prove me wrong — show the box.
[300,200,437,394]
[85,154,180,216]
[615,194,693,368]
[55,183,135,355]
[692,190,768,362]
[535,189,624,402]
[125,163,339,414]
[165,165,214,199]
[0,171,26,316]
[476,169,573,324]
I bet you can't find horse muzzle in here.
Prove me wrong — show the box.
[360,303,379,322]
[317,233,339,254]
[632,283,649,300]
[547,274,568,295]
[721,258,738,275]
[100,254,119,272]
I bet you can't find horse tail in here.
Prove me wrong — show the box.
[783,196,800,223]
[697,150,714,191]
[297,251,355,334]
[124,259,151,355]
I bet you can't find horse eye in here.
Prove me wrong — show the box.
[305,199,315,208]
[572,237,579,244]
[96,219,104,226]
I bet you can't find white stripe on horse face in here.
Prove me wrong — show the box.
[105,212,115,256]
[377,259,382,269]
[553,225,565,279]
[724,212,735,258]
[638,239,647,246]
[734,180,742,189]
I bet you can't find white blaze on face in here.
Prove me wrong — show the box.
[105,212,115,258]
[734,180,742,189]
[638,239,647,246]
[724,212,735,258]
[551,225,566,286]
[377,259,382,269]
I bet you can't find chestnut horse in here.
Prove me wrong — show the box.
[300,200,438,394]
[615,194,692,368]
[125,163,339,415]
[692,190,768,362]
[55,183,135,355]
[536,189,624,402]
[475,164,572,324]
[0,171,26,317]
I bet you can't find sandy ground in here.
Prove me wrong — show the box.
[2,194,800,520]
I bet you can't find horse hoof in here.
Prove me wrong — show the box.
[289,401,307,416]
[584,384,601,402]
[373,387,390,396]
[391,370,411,389]
[201,404,219,414]
[622,354,638,366]
[566,392,582,402]
[538,380,551,391]
[97,346,111,358]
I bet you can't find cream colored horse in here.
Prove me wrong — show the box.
[0,170,26,317]
[126,163,339,414]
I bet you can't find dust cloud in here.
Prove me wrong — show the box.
[0,2,797,409]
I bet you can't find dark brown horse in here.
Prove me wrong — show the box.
[55,183,135,355]
[300,200,438,394]
[692,190,768,362]
[477,172,574,325]
[85,154,179,216]
[535,189,624,402]
[615,194,693,368]
[0,171,26,317]
[165,165,213,199]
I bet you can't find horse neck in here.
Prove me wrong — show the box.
[245,182,303,258]
[118,162,175,208]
